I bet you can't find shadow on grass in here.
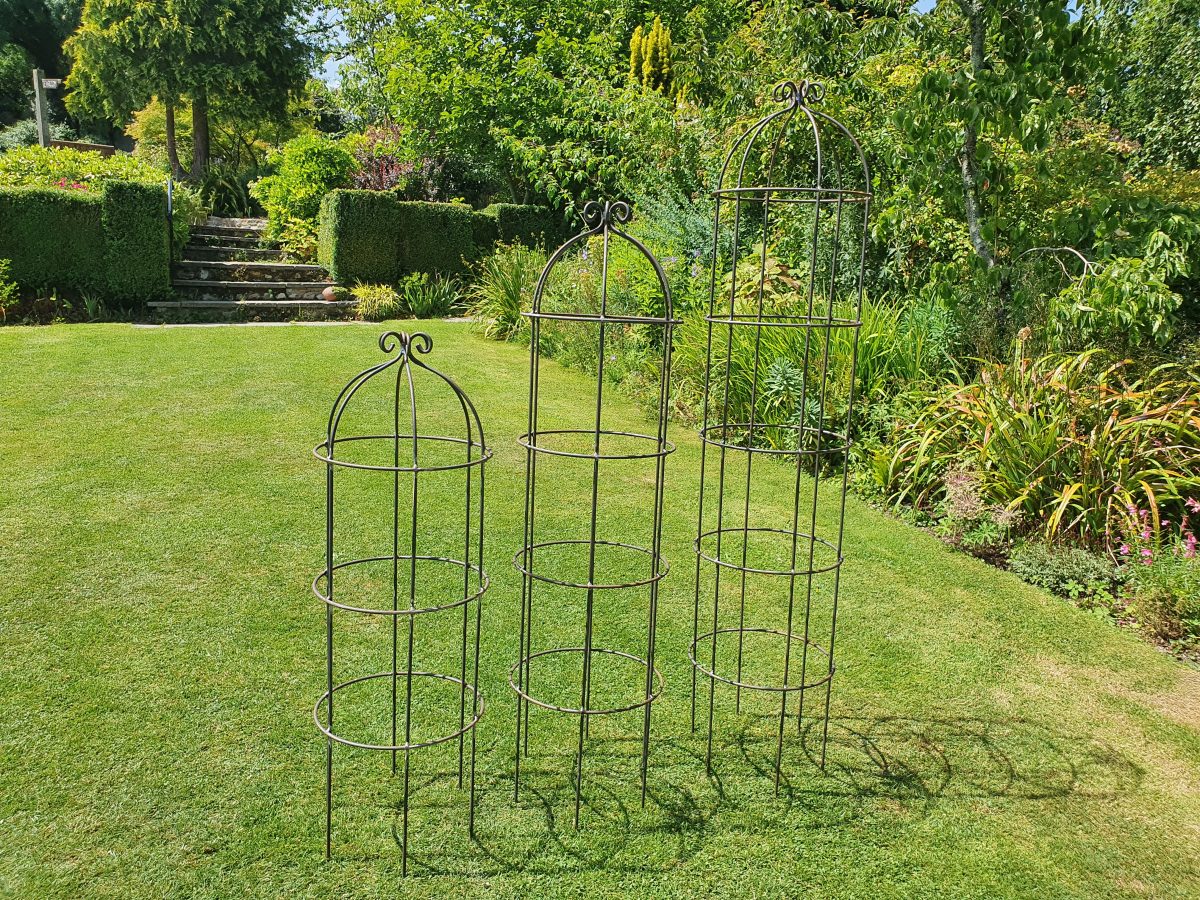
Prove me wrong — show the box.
[386,713,1142,877]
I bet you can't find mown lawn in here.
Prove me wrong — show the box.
[2,321,1199,899]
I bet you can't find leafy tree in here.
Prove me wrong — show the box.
[64,0,315,179]
[0,0,84,125]
[1091,0,1200,169]
[0,0,82,74]
[893,1,1097,329]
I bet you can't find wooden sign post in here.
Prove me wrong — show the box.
[32,69,51,148]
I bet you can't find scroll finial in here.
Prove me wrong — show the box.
[580,200,634,230]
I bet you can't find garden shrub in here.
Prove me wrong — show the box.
[1117,503,1200,647]
[0,258,18,318]
[0,182,172,301]
[0,119,74,151]
[400,273,460,318]
[469,244,547,340]
[0,186,106,294]
[881,350,1200,551]
[101,182,171,300]
[481,203,562,248]
[394,201,480,275]
[1008,541,1121,604]
[0,145,200,260]
[352,283,404,321]
[250,135,355,254]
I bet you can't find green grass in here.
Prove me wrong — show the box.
[2,321,1199,899]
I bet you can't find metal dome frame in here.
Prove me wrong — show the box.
[313,330,490,873]
[690,79,872,790]
[512,200,679,828]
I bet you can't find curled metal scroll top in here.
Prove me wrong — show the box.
[580,200,633,230]
[379,330,433,357]
[774,79,825,106]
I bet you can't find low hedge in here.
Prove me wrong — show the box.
[0,187,106,294]
[0,181,171,301]
[318,190,562,285]
[101,182,171,300]
[483,203,564,247]
[317,190,402,284]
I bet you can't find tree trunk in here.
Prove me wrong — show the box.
[164,97,184,181]
[957,0,997,271]
[191,89,210,181]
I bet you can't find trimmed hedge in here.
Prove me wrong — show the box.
[0,182,171,300]
[318,190,562,285]
[101,182,171,300]
[0,187,106,294]
[317,190,402,285]
[483,203,563,248]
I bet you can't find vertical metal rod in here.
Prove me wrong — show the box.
[798,161,846,736]
[523,316,543,758]
[401,358,419,876]
[775,101,825,792]
[324,460,334,859]
[459,408,474,789]
[576,230,612,828]
[706,174,747,774]
[692,188,725,733]
[515,313,541,801]
[704,112,777,770]
[469,462,485,835]
[642,315,673,804]
[820,193,871,766]
[392,364,401,775]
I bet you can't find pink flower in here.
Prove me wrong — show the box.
[1141,526,1152,541]
[1119,543,1131,556]
[1187,497,1200,513]
[1185,533,1197,560]
[1140,548,1153,565]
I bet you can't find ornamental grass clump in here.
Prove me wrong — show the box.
[468,244,545,340]
[881,348,1200,551]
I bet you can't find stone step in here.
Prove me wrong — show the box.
[173,259,328,284]
[182,246,284,263]
[149,298,356,310]
[189,231,277,248]
[171,280,334,301]
[205,216,267,232]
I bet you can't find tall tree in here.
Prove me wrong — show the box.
[896,1,1096,320]
[65,0,314,178]
[1091,0,1200,170]
[0,0,83,125]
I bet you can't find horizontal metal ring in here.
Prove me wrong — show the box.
[704,314,861,330]
[513,540,669,590]
[313,434,492,472]
[688,628,834,693]
[313,555,489,616]
[712,186,870,201]
[522,310,682,326]
[518,428,675,461]
[508,647,664,715]
[699,422,848,457]
[694,527,843,577]
[313,671,485,751]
